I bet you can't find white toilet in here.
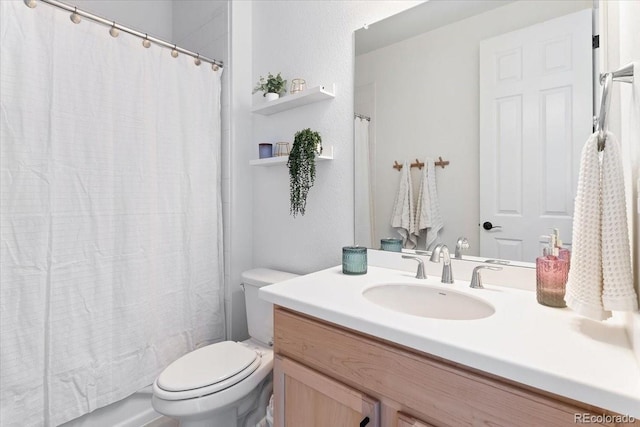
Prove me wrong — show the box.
[152,268,298,427]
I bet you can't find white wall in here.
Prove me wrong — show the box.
[602,0,640,367]
[619,0,640,372]
[355,0,591,253]
[227,0,254,341]
[71,0,173,40]
[173,1,227,62]
[250,0,422,274]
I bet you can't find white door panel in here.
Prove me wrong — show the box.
[480,9,592,261]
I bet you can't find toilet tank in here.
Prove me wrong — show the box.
[242,268,299,346]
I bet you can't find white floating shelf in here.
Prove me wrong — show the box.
[250,146,334,167]
[251,84,335,115]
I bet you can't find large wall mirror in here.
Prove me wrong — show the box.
[354,0,596,263]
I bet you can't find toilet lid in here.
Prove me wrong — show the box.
[157,341,258,392]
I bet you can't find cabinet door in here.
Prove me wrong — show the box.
[273,355,379,427]
[397,412,436,427]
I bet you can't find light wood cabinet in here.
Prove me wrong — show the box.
[397,413,435,427]
[274,307,637,427]
[273,355,379,427]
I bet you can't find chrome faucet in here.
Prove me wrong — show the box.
[454,237,469,259]
[429,244,454,284]
[469,265,503,289]
[402,255,427,279]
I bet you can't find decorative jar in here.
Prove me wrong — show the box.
[259,143,273,159]
[342,246,367,275]
[381,238,403,252]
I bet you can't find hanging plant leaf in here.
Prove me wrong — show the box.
[287,128,322,217]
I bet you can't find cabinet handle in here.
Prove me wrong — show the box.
[360,417,370,427]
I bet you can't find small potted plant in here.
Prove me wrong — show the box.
[253,72,287,101]
[287,128,322,217]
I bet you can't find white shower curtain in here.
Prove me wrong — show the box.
[354,117,375,247]
[0,2,224,426]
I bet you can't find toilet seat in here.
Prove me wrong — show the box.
[153,341,261,401]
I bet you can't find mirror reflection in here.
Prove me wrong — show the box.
[354,0,595,262]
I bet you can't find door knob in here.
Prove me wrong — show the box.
[482,221,502,231]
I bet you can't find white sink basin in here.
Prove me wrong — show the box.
[363,284,495,320]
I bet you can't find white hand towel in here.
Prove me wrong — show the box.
[565,132,637,320]
[390,161,417,248]
[602,138,637,310]
[565,134,607,319]
[415,158,443,250]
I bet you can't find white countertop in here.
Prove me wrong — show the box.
[259,265,640,418]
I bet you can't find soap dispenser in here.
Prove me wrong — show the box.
[552,228,571,267]
[536,234,569,308]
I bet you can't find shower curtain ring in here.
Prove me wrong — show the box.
[142,34,151,48]
[171,45,179,58]
[194,54,201,66]
[109,21,119,38]
[70,7,81,24]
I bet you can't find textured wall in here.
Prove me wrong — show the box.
[599,0,640,369]
[617,0,640,368]
[227,1,254,340]
[251,0,421,274]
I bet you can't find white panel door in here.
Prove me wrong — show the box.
[479,9,593,262]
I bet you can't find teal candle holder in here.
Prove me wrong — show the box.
[342,246,367,275]
[381,238,402,252]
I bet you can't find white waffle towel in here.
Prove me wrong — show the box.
[565,131,637,320]
[415,158,443,250]
[390,161,417,248]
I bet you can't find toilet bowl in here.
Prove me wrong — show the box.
[151,269,298,427]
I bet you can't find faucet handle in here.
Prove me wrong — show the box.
[402,255,427,279]
[470,265,502,289]
[455,237,469,259]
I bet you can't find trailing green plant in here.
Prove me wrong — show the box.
[252,72,287,97]
[287,128,322,217]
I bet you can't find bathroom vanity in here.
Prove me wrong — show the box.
[275,308,619,426]
[260,262,640,427]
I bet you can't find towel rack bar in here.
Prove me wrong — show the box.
[393,157,450,170]
[602,63,634,83]
[596,63,634,151]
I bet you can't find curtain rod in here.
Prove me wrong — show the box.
[24,0,224,69]
[355,114,371,121]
